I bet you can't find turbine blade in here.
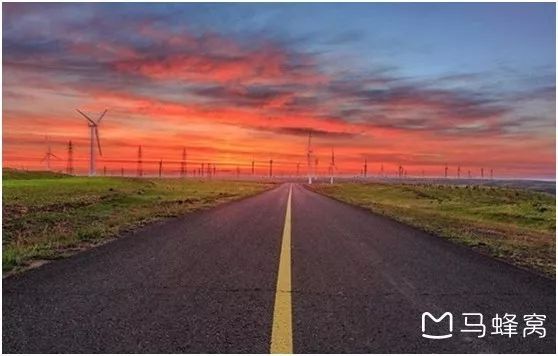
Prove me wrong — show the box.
[76,109,96,125]
[97,109,107,124]
[95,126,103,156]
[51,153,62,160]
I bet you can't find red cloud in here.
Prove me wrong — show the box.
[110,29,327,85]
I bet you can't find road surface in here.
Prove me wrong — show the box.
[3,183,555,353]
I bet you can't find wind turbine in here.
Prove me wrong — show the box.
[76,109,107,176]
[41,136,60,170]
[307,131,313,184]
[329,147,336,184]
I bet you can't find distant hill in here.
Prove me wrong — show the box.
[3,168,69,180]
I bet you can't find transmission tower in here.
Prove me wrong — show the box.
[137,145,143,177]
[66,140,74,175]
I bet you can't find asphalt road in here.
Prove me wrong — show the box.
[3,183,555,353]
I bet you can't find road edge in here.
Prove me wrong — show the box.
[303,183,555,281]
[3,182,281,279]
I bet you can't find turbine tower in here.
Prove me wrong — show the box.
[329,147,336,184]
[76,108,107,176]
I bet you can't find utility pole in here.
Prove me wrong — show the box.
[137,145,143,177]
[296,162,300,177]
[251,160,255,176]
[269,159,273,178]
[481,168,484,179]
[364,159,368,178]
[457,165,461,179]
[236,166,240,178]
[468,170,471,179]
[181,147,187,177]
[201,163,204,177]
[158,159,163,177]
[103,166,107,176]
[490,169,493,180]
[66,140,74,175]
[213,165,216,177]
[444,164,448,178]
[121,167,124,177]
[381,163,384,177]
[307,131,313,184]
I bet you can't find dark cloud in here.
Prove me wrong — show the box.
[266,126,361,139]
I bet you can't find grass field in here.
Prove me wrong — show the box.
[312,183,556,277]
[2,170,272,274]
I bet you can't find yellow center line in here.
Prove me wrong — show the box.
[270,184,293,354]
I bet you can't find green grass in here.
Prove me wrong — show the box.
[3,169,69,180]
[2,170,272,274]
[311,183,556,277]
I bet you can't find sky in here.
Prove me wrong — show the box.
[2,3,556,178]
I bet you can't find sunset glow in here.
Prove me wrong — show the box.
[3,3,555,178]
